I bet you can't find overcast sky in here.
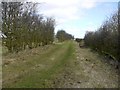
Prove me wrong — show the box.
[2,0,119,38]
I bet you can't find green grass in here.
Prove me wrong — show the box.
[2,46,8,55]
[0,40,8,55]
[3,41,75,88]
[2,41,118,88]
[3,43,62,80]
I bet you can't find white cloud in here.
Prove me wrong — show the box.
[80,0,97,9]
[31,0,98,38]
[62,22,99,38]
[85,22,98,31]
[55,24,86,38]
[42,6,80,24]
[28,0,118,38]
[39,1,80,23]
[34,0,97,24]
[65,27,84,38]
[30,0,80,6]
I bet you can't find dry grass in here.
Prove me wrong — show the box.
[2,41,75,88]
[2,41,118,88]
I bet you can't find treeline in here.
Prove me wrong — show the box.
[75,38,83,43]
[84,12,118,60]
[2,2,55,53]
[56,30,74,42]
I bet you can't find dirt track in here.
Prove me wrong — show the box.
[53,41,119,88]
[2,41,119,88]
